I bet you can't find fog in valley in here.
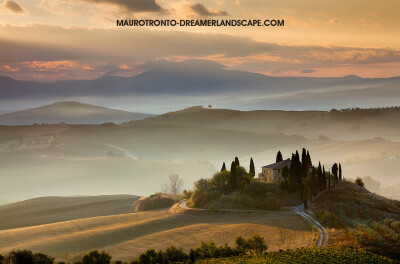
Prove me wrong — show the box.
[0,103,400,204]
[0,60,400,203]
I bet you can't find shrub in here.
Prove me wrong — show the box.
[370,222,400,241]
[163,246,187,263]
[346,228,365,244]
[138,249,157,264]
[235,235,268,255]
[357,224,384,245]
[208,205,217,213]
[211,170,231,193]
[4,250,35,264]
[316,210,343,228]
[190,190,220,209]
[135,193,180,212]
[355,177,365,187]
[243,181,277,198]
[384,218,400,233]
[81,250,111,264]
[194,241,221,259]
[182,190,193,199]
[33,253,54,264]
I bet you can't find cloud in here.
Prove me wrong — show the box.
[76,0,163,13]
[328,18,340,24]
[3,0,26,14]
[190,3,228,17]
[301,68,316,74]
[0,24,399,80]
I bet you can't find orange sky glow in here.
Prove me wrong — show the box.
[0,0,399,81]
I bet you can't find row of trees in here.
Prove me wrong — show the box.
[136,235,267,264]
[0,235,268,264]
[276,148,343,207]
[330,106,400,114]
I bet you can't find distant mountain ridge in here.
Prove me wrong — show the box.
[0,101,153,125]
[1,60,399,100]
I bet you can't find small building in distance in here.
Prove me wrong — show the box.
[258,158,291,183]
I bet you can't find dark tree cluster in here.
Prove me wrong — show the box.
[219,157,256,193]
[191,157,256,208]
[330,106,400,115]
[0,235,267,264]
[134,234,267,264]
[0,250,54,264]
[279,148,343,207]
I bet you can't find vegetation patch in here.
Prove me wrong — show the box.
[135,193,183,212]
[187,159,282,211]
[197,246,398,264]
[316,210,343,228]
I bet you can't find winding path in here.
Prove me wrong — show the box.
[293,204,327,247]
[179,200,327,247]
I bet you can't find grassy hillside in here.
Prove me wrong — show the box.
[0,195,139,230]
[0,101,152,125]
[123,106,400,141]
[197,246,398,264]
[0,208,314,262]
[309,181,400,224]
[308,181,400,259]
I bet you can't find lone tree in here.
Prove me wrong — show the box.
[276,151,283,162]
[221,162,226,171]
[249,158,255,177]
[162,174,184,194]
[208,104,212,109]
[355,177,364,187]
[339,163,342,180]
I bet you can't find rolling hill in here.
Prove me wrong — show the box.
[0,201,314,262]
[0,101,153,125]
[309,181,400,259]
[234,81,400,111]
[0,195,139,230]
[123,105,400,141]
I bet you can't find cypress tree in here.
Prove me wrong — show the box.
[339,163,342,180]
[311,167,318,198]
[221,162,226,171]
[323,166,327,190]
[300,148,308,199]
[282,166,289,190]
[301,148,307,164]
[230,161,237,191]
[306,150,312,166]
[276,151,283,162]
[295,151,302,186]
[288,153,297,193]
[235,157,240,166]
[332,163,338,184]
[249,158,255,177]
[317,162,323,192]
[328,167,331,190]
[301,149,309,179]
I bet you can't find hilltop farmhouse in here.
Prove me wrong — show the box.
[258,158,291,183]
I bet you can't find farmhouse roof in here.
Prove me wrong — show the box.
[262,158,291,170]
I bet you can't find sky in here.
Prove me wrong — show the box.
[0,0,399,81]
